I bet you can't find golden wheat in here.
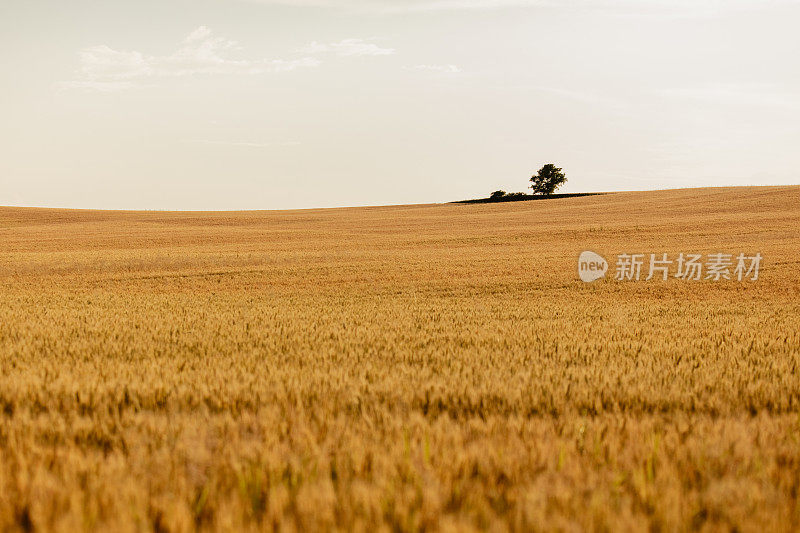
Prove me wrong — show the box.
[1,186,799,531]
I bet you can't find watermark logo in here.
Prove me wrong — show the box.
[579,252,762,283]
[578,251,608,282]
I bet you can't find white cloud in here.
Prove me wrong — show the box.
[58,80,137,92]
[246,0,544,10]
[184,139,302,147]
[301,39,395,56]
[410,64,461,73]
[244,0,800,14]
[62,27,320,90]
[185,26,213,43]
[244,0,522,11]
[660,83,800,111]
[533,86,622,107]
[265,57,323,72]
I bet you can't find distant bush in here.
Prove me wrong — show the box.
[485,191,527,202]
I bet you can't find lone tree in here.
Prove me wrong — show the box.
[490,190,507,199]
[530,164,566,195]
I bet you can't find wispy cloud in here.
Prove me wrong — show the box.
[183,139,302,148]
[58,80,137,92]
[659,83,800,111]
[245,0,548,10]
[409,64,461,73]
[61,26,320,91]
[533,86,621,107]
[300,39,395,56]
[244,0,800,14]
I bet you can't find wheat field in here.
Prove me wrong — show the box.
[0,186,799,532]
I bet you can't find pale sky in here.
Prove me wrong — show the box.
[1,0,798,210]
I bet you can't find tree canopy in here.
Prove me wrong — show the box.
[530,164,567,195]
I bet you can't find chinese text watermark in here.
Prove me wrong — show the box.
[579,251,762,283]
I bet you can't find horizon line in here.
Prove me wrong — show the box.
[1,184,797,214]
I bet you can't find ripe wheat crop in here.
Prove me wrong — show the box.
[1,186,799,531]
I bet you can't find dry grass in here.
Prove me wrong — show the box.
[1,186,799,531]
